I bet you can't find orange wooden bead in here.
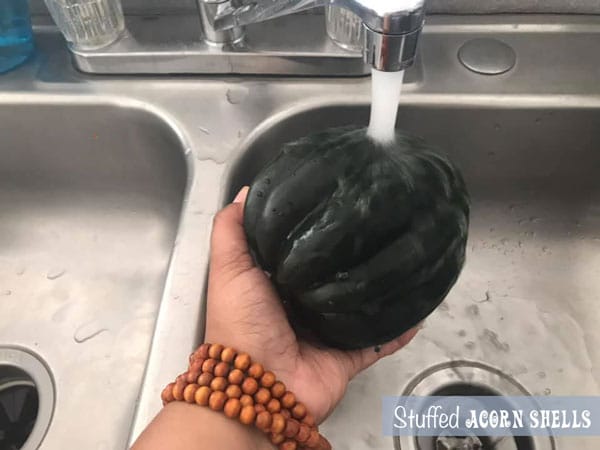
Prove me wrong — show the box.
[296,424,311,443]
[247,362,264,379]
[284,418,300,438]
[317,436,332,450]
[225,384,242,399]
[241,377,259,395]
[214,361,230,377]
[254,387,271,405]
[210,376,228,392]
[228,369,244,385]
[270,433,285,445]
[280,409,291,420]
[291,402,307,420]
[202,358,218,374]
[302,413,315,427]
[255,411,273,431]
[197,343,211,359]
[186,360,204,383]
[239,405,256,425]
[240,394,254,407]
[183,383,199,403]
[224,398,242,419]
[221,347,237,363]
[281,392,296,409]
[280,440,298,450]
[197,372,214,387]
[161,383,175,404]
[173,379,186,401]
[271,381,286,398]
[234,353,251,371]
[208,343,224,360]
[194,386,211,406]
[196,372,215,386]
[208,391,228,411]
[266,398,281,414]
[305,430,320,448]
[255,404,266,413]
[271,413,286,434]
[260,371,276,388]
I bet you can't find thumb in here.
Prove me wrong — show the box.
[209,187,255,283]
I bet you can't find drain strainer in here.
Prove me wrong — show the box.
[0,348,54,449]
[395,361,555,450]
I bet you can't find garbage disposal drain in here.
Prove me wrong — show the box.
[395,361,555,450]
[0,348,54,450]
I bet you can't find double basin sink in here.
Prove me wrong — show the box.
[0,15,598,450]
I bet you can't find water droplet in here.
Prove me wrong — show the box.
[458,329,467,337]
[494,123,501,131]
[16,268,25,276]
[464,341,476,350]
[47,269,66,280]
[542,246,549,253]
[226,87,248,105]
[489,227,495,233]
[335,271,349,281]
[537,371,546,379]
[198,126,210,135]
[518,240,523,247]
[466,304,479,316]
[264,178,271,185]
[544,388,552,395]
[500,238,508,245]
[256,191,264,198]
[535,118,542,125]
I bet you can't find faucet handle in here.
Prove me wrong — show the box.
[213,0,326,31]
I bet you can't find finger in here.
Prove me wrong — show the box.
[233,186,249,204]
[210,187,254,281]
[339,326,420,380]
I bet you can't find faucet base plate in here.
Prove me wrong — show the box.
[71,14,370,76]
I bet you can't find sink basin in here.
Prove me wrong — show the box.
[227,104,600,448]
[0,102,187,448]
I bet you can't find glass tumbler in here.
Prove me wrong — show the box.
[44,0,125,49]
[325,5,363,52]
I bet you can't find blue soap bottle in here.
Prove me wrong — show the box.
[0,0,34,73]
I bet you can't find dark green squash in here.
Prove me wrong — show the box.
[244,126,469,349]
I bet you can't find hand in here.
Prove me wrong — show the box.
[205,187,419,424]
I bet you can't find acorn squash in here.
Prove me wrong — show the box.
[244,126,469,349]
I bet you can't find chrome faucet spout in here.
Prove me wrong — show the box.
[210,0,426,71]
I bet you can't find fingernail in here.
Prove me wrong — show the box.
[233,186,249,204]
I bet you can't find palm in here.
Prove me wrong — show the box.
[205,193,417,423]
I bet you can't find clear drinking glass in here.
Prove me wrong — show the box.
[44,0,125,49]
[325,5,363,52]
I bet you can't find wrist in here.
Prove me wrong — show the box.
[134,402,274,450]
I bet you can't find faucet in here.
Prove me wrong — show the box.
[68,0,425,75]
[205,0,426,72]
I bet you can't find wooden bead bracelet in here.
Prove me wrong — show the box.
[161,343,332,450]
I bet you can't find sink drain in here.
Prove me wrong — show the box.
[0,348,54,450]
[395,361,555,450]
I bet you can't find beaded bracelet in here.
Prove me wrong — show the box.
[161,343,332,450]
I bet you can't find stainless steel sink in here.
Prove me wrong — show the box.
[0,102,187,448]
[1,14,599,450]
[227,104,600,449]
